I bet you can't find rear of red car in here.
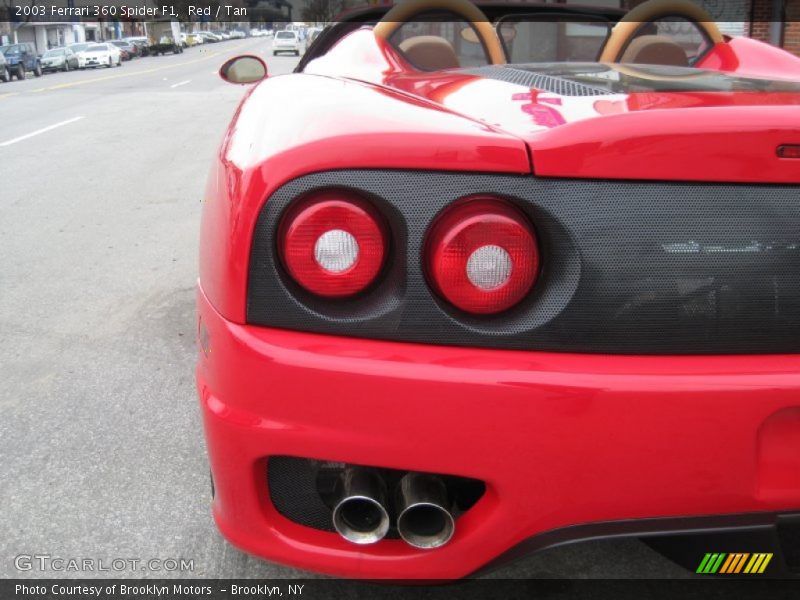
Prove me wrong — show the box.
[197,66,800,578]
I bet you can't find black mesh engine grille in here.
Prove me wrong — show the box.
[247,170,800,354]
[461,65,608,96]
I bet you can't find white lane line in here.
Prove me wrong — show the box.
[0,116,85,147]
[170,79,191,89]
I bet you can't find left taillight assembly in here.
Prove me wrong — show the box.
[425,197,539,315]
[278,191,387,298]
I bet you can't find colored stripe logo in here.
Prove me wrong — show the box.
[696,552,773,574]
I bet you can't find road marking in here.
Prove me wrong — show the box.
[0,116,85,147]
[170,79,191,89]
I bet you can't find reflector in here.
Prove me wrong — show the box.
[466,245,512,290]
[777,145,800,159]
[314,229,359,273]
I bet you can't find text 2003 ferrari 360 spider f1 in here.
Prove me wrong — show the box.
[197,0,800,578]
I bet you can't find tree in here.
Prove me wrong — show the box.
[302,0,347,24]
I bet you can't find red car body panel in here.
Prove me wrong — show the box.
[698,36,800,80]
[198,287,800,578]
[198,21,800,577]
[306,30,800,183]
[199,74,531,323]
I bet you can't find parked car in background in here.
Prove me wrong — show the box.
[198,32,220,43]
[149,21,184,55]
[67,42,92,57]
[0,51,8,82]
[40,47,79,72]
[230,30,247,39]
[218,31,232,40]
[121,40,140,57]
[183,33,204,46]
[109,40,135,61]
[0,43,42,80]
[125,37,150,56]
[77,43,122,69]
[273,30,301,56]
[250,28,263,37]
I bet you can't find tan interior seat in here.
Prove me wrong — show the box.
[398,36,460,71]
[619,35,690,67]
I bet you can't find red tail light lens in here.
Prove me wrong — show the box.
[279,191,387,297]
[426,198,539,314]
[778,145,800,159]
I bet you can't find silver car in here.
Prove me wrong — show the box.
[41,47,79,72]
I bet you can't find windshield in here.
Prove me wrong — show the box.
[43,49,65,57]
[86,45,107,53]
[70,43,90,53]
[276,32,295,40]
[387,18,614,69]
[0,46,21,56]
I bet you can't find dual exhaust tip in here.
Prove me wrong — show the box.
[332,469,455,549]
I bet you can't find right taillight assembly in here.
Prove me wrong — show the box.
[425,198,539,315]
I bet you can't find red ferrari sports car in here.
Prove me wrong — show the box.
[198,0,800,578]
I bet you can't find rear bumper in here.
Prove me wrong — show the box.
[196,285,800,578]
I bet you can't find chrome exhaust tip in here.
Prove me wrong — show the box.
[395,473,455,549]
[332,468,390,545]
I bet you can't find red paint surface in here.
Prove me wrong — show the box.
[198,25,800,577]
[198,287,800,578]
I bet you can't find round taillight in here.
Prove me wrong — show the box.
[279,191,387,297]
[426,198,539,315]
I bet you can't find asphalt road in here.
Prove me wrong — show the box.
[0,36,687,580]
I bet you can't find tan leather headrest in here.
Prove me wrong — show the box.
[620,35,689,67]
[398,36,460,71]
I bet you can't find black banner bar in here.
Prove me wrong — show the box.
[3,579,800,600]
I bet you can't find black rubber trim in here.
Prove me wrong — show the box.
[247,170,800,354]
[474,511,800,578]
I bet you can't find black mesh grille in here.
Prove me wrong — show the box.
[461,65,608,96]
[267,457,485,534]
[247,170,800,354]
[268,457,337,532]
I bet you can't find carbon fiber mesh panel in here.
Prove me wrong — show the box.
[268,457,336,532]
[461,66,608,96]
[248,171,800,354]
